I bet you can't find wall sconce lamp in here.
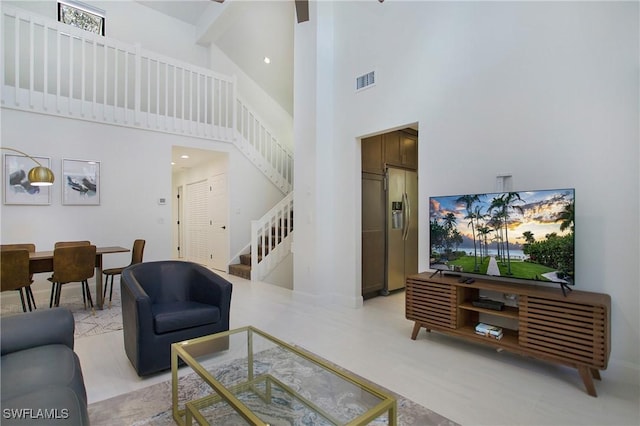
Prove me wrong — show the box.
[1,147,55,186]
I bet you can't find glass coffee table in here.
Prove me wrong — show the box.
[171,326,397,425]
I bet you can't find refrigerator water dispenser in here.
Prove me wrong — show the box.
[391,201,404,229]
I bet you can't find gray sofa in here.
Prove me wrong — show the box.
[1,307,89,425]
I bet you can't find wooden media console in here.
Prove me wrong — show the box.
[405,272,611,397]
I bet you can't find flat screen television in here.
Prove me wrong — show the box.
[429,188,575,288]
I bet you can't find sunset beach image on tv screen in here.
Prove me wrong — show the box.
[429,188,575,286]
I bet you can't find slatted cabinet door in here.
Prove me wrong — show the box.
[519,296,608,368]
[406,278,457,339]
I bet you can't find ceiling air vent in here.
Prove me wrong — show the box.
[356,71,376,92]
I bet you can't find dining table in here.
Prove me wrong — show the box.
[29,246,130,310]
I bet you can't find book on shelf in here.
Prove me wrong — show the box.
[475,322,503,339]
[475,330,503,340]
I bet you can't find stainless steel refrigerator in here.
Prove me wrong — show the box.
[385,167,418,293]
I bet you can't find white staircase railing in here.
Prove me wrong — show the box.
[250,192,293,280]
[236,96,292,194]
[1,5,292,194]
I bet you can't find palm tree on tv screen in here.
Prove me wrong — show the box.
[489,192,524,276]
[456,194,481,272]
[557,201,575,233]
[477,225,492,261]
[442,212,457,255]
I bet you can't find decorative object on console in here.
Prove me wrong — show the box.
[475,322,503,340]
[503,293,519,306]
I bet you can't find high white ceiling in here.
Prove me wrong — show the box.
[136,1,295,169]
[138,0,213,26]
[171,146,226,171]
[138,1,293,115]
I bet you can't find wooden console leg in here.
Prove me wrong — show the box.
[591,368,601,381]
[411,322,421,340]
[578,366,598,397]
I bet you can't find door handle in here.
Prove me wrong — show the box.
[402,192,410,240]
[405,191,411,240]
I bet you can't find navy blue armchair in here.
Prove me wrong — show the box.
[120,261,232,376]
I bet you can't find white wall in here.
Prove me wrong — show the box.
[294,1,639,368]
[4,0,210,68]
[0,109,284,274]
[292,0,321,304]
[208,43,294,150]
[1,109,172,266]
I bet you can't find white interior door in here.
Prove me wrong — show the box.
[209,172,229,271]
[176,185,183,258]
[185,179,209,266]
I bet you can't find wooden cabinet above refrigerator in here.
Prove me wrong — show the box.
[362,129,418,174]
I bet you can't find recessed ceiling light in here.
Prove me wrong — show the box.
[264,57,271,64]
[181,155,189,159]
[171,162,175,166]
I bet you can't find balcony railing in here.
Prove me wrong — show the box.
[1,5,292,193]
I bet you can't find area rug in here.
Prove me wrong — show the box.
[0,283,123,339]
[89,346,458,426]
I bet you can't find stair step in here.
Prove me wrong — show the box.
[229,263,251,280]
[239,253,264,266]
[230,209,293,281]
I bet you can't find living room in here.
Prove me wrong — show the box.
[1,0,638,425]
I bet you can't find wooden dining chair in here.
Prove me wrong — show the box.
[48,241,91,297]
[0,249,34,312]
[49,245,97,311]
[54,240,91,248]
[103,239,145,307]
[1,243,36,311]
